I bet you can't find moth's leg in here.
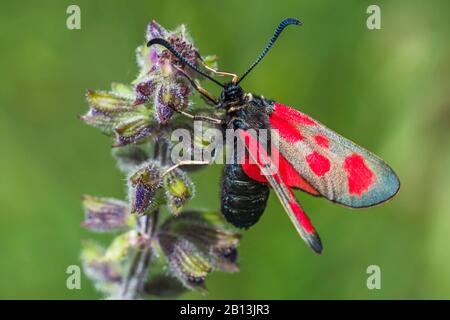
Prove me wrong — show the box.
[171,66,224,125]
[196,52,239,83]
[170,105,224,125]
[163,160,210,176]
[174,65,218,105]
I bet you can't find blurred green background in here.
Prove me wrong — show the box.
[0,0,449,299]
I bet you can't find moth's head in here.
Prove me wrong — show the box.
[220,82,244,108]
[147,18,301,109]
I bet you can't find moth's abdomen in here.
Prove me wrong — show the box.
[221,164,270,229]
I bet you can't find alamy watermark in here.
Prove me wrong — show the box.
[66,265,81,290]
[366,265,381,290]
[366,5,381,30]
[66,5,81,30]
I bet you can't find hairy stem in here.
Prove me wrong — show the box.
[119,138,163,299]
[120,210,158,299]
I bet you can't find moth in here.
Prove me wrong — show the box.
[148,18,400,253]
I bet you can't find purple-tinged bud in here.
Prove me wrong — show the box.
[134,79,157,105]
[154,84,189,124]
[142,21,202,79]
[159,24,199,71]
[154,211,241,290]
[156,232,211,291]
[146,20,168,42]
[128,162,163,214]
[81,90,158,144]
[113,117,157,147]
[81,195,134,232]
[209,247,239,273]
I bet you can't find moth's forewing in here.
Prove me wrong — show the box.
[268,102,400,208]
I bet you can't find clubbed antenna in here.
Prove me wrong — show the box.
[237,18,302,84]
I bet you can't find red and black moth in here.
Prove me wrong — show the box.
[148,18,400,254]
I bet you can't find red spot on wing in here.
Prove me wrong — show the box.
[306,152,331,177]
[343,153,375,196]
[273,103,316,126]
[269,112,303,143]
[314,135,329,149]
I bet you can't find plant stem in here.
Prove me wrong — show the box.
[119,138,162,300]
[133,210,159,298]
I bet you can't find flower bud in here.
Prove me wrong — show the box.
[162,211,240,272]
[134,79,157,105]
[111,82,135,99]
[104,231,148,261]
[154,210,241,290]
[80,241,122,295]
[154,83,189,124]
[113,116,156,147]
[81,90,157,146]
[81,90,134,135]
[81,195,134,232]
[146,20,168,42]
[163,168,194,216]
[162,25,198,70]
[156,233,211,291]
[128,162,163,214]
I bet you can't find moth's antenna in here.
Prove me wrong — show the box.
[237,18,302,84]
[147,38,224,88]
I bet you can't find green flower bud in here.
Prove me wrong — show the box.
[111,82,135,100]
[81,90,157,146]
[104,230,147,261]
[113,116,157,147]
[156,233,211,291]
[81,91,134,134]
[80,241,122,295]
[163,168,194,216]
